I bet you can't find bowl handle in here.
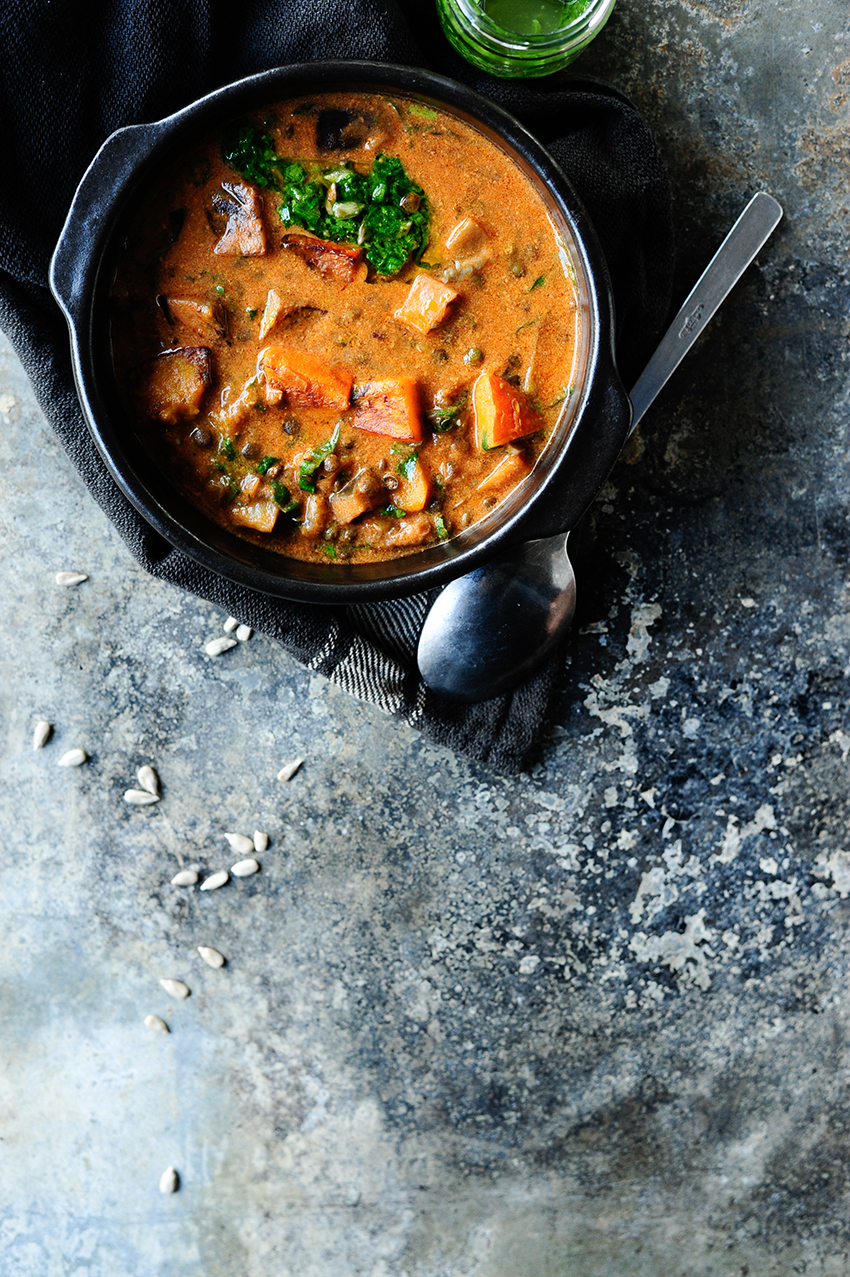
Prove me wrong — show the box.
[50,122,163,323]
[521,359,633,541]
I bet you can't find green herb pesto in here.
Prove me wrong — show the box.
[223,128,429,277]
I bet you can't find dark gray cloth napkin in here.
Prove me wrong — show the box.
[0,0,674,772]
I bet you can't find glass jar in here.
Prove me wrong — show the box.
[436,0,617,78]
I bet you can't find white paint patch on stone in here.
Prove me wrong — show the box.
[629,909,715,990]
[812,850,850,899]
[627,602,663,663]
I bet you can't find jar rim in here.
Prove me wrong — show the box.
[446,0,617,54]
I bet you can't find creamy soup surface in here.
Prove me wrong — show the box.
[111,92,580,563]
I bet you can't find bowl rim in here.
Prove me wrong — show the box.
[50,59,629,604]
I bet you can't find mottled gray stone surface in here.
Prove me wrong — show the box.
[2,2,850,1272]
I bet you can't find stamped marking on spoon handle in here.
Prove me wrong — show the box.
[629,191,783,433]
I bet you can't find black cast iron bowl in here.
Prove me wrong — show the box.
[50,60,631,604]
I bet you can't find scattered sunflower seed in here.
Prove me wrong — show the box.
[159,979,190,1000]
[159,1166,179,1194]
[200,870,229,891]
[58,748,87,767]
[144,1014,169,1034]
[236,624,253,642]
[55,571,88,587]
[253,830,269,852]
[124,789,160,806]
[277,757,304,782]
[171,869,199,886]
[231,857,260,877]
[205,636,238,657]
[223,616,240,633]
[197,945,226,969]
[137,764,160,796]
[224,832,254,855]
[33,720,53,750]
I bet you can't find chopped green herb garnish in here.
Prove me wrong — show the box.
[515,317,540,335]
[218,437,236,460]
[428,390,468,433]
[434,514,449,540]
[256,455,280,475]
[298,422,340,493]
[546,385,575,408]
[321,543,338,559]
[271,480,299,513]
[408,103,438,121]
[247,307,258,319]
[381,504,407,518]
[527,275,546,292]
[215,285,225,296]
[395,453,419,481]
[223,128,429,277]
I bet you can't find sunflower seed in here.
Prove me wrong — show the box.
[124,789,160,806]
[159,1166,179,1194]
[224,832,254,855]
[55,571,88,586]
[200,870,229,891]
[236,624,253,641]
[144,1013,169,1034]
[171,869,199,886]
[159,979,190,999]
[137,764,160,796]
[197,945,225,969]
[58,748,87,767]
[253,830,269,852]
[277,756,304,782]
[223,616,240,633]
[33,720,53,750]
[205,636,238,657]
[231,857,259,877]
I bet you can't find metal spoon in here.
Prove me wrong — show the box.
[417,192,783,702]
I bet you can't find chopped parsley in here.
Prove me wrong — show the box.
[298,422,340,493]
[256,455,279,474]
[271,480,299,514]
[395,453,419,481]
[381,504,407,519]
[321,543,338,559]
[223,127,429,277]
[434,514,449,540]
[218,436,236,460]
[428,390,468,433]
[527,274,546,292]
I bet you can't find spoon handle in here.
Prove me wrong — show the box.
[629,191,783,433]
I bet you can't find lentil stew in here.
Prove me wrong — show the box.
[111,92,581,564]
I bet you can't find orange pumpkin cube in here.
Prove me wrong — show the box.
[260,345,353,409]
[393,274,459,334]
[353,379,423,441]
[472,372,542,450]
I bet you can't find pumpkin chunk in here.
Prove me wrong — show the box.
[282,233,363,282]
[472,372,542,450]
[393,274,459,333]
[476,447,530,493]
[260,346,353,409]
[141,347,212,425]
[394,455,431,512]
[353,379,423,441]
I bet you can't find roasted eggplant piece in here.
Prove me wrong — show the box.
[282,233,362,283]
[209,182,266,256]
[328,467,385,525]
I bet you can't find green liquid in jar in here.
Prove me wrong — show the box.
[483,0,593,37]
